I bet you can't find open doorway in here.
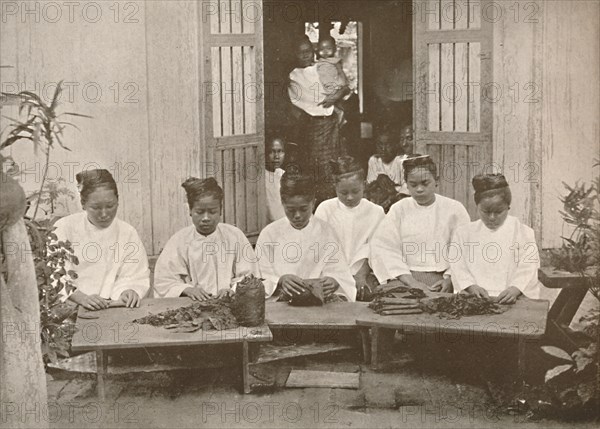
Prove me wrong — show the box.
[263,0,413,167]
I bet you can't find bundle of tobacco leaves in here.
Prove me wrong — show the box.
[289,279,325,306]
[368,280,427,315]
[419,294,508,319]
[371,280,428,299]
[230,274,266,327]
[133,298,238,333]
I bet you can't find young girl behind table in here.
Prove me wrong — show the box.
[314,156,385,300]
[154,177,259,300]
[53,169,150,310]
[256,171,356,302]
[450,174,541,303]
[370,156,471,292]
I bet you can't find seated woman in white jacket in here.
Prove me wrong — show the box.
[450,174,541,303]
[154,177,259,300]
[256,171,356,302]
[53,169,150,310]
[370,156,471,292]
[314,156,385,296]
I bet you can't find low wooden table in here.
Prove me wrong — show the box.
[266,302,373,361]
[71,298,272,398]
[539,267,592,352]
[356,297,549,376]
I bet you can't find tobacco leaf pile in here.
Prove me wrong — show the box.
[419,294,508,319]
[368,280,509,319]
[133,298,238,333]
[134,275,267,332]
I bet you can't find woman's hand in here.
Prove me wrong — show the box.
[181,286,212,301]
[398,274,429,291]
[318,85,350,108]
[215,288,233,299]
[354,275,370,301]
[496,286,522,305]
[429,277,453,293]
[69,290,110,311]
[464,284,490,299]
[322,277,340,298]
[119,289,141,308]
[279,274,307,297]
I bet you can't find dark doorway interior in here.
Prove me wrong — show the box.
[263,0,413,167]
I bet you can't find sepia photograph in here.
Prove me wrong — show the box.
[0,0,598,427]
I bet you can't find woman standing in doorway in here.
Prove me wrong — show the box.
[288,35,350,204]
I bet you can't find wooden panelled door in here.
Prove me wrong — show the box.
[414,0,493,217]
[201,0,266,241]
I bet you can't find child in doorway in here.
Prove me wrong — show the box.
[450,174,541,302]
[265,133,288,223]
[367,129,410,195]
[316,36,349,126]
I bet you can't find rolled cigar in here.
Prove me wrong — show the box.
[380,309,423,315]
[377,304,421,311]
[379,297,419,305]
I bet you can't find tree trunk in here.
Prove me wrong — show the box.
[1,219,48,429]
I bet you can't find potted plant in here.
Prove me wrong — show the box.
[542,161,599,295]
[1,82,90,363]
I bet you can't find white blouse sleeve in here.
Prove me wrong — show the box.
[320,235,357,302]
[366,157,378,183]
[256,228,279,298]
[352,206,385,271]
[369,205,412,282]
[111,228,150,300]
[444,203,472,277]
[508,224,541,298]
[153,233,191,298]
[448,226,477,292]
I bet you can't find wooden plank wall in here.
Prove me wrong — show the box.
[538,0,599,248]
[491,0,598,248]
[145,1,203,254]
[417,0,492,220]
[0,1,154,253]
[204,0,266,241]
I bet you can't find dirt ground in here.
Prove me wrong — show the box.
[22,289,594,428]
[39,327,598,429]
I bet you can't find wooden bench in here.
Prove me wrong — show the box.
[539,266,593,352]
[71,298,272,399]
[356,297,549,378]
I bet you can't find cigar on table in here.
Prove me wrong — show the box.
[380,309,423,315]
[378,297,419,305]
[376,304,421,311]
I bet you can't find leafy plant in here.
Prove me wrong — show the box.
[1,81,90,363]
[538,336,598,417]
[26,178,76,218]
[550,160,600,300]
[1,81,91,220]
[26,218,79,363]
